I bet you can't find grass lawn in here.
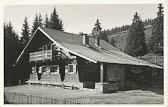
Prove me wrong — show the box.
[4,85,163,104]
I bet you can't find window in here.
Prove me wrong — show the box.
[42,45,48,51]
[47,44,51,50]
[38,66,43,73]
[42,66,46,72]
[68,64,76,74]
[39,44,48,51]
[50,65,59,74]
[37,65,59,74]
[65,66,68,73]
[46,66,50,73]
[32,66,36,74]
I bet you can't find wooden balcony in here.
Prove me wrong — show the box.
[29,50,52,62]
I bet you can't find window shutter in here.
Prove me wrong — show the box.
[73,64,76,73]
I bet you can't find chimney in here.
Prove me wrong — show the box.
[82,34,89,45]
[97,38,100,46]
[95,35,100,47]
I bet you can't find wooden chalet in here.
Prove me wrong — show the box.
[15,27,163,93]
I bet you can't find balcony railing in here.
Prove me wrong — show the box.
[29,50,52,62]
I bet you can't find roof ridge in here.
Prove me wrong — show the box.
[42,27,81,37]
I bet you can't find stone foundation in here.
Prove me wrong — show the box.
[95,82,118,93]
[29,73,79,82]
[83,82,95,89]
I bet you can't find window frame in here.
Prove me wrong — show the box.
[67,64,77,74]
[38,65,59,74]
[50,65,60,74]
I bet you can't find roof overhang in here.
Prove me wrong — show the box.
[15,27,163,70]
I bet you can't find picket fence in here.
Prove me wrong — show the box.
[4,92,91,104]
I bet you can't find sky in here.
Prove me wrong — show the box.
[4,4,158,36]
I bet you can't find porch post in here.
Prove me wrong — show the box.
[100,63,104,83]
[95,63,105,92]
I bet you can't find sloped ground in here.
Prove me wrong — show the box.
[108,25,153,52]
[140,53,163,66]
[4,85,163,104]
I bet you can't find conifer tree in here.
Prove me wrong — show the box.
[44,14,50,28]
[110,37,116,47]
[21,17,30,46]
[148,4,163,55]
[31,14,43,34]
[50,7,64,31]
[92,19,109,42]
[38,13,43,27]
[4,22,22,85]
[92,19,102,38]
[31,14,39,34]
[124,12,147,57]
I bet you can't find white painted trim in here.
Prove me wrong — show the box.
[67,64,77,74]
[15,28,39,65]
[38,27,97,63]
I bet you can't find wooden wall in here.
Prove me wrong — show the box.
[107,64,125,90]
[77,57,100,82]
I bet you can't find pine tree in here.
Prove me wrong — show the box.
[79,32,84,36]
[124,12,147,57]
[50,7,64,31]
[31,14,39,34]
[38,13,43,27]
[91,19,109,42]
[58,19,63,31]
[110,37,116,47]
[44,14,50,28]
[31,14,43,35]
[148,4,163,55]
[21,17,30,46]
[92,19,102,38]
[4,22,22,85]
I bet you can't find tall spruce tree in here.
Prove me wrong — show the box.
[31,14,39,34]
[124,12,147,57]
[92,19,109,42]
[92,19,102,38]
[21,17,30,46]
[31,14,43,34]
[50,7,64,31]
[44,14,50,28]
[148,4,163,55]
[38,13,43,27]
[4,22,22,85]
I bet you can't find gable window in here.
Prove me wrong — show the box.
[67,64,77,74]
[43,45,47,50]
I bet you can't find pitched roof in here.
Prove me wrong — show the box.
[42,28,120,51]
[16,27,163,69]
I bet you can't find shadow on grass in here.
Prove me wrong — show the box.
[124,86,163,95]
[141,87,163,95]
